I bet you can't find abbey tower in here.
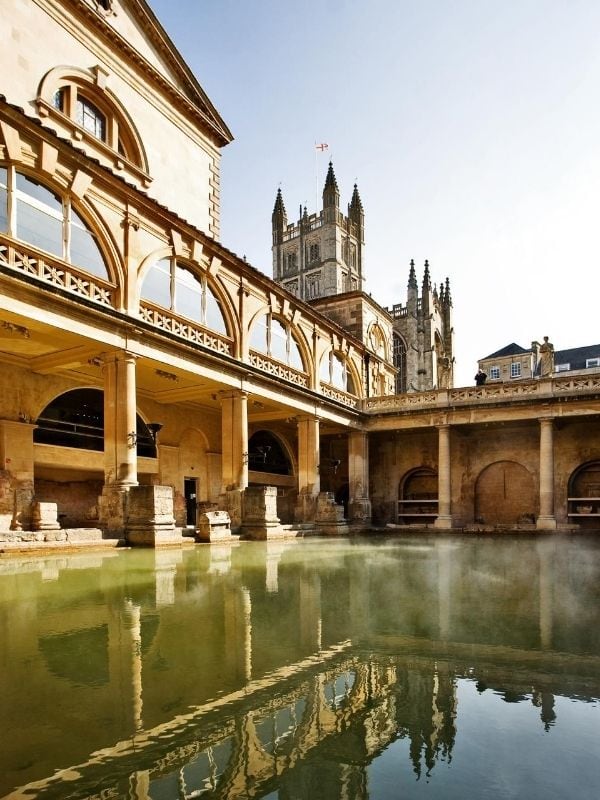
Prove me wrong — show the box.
[272,165,454,393]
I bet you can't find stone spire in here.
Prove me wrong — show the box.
[444,277,452,307]
[422,259,431,293]
[322,161,340,209]
[408,258,417,289]
[272,187,287,245]
[422,259,431,315]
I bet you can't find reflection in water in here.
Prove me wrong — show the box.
[0,537,600,799]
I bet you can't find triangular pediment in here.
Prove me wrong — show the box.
[75,0,232,145]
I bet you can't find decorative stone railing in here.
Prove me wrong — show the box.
[364,376,600,413]
[320,382,359,408]
[249,350,309,387]
[0,234,116,309]
[139,302,232,355]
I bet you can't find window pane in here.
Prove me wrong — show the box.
[289,335,303,371]
[174,266,203,323]
[320,351,331,383]
[0,186,7,233]
[76,98,106,140]
[16,173,62,214]
[250,314,268,352]
[270,319,288,363]
[204,284,226,333]
[141,259,171,307]
[0,167,6,187]
[331,354,347,390]
[16,198,63,256]
[70,224,108,278]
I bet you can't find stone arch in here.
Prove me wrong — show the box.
[137,249,238,344]
[37,65,149,173]
[397,466,438,523]
[568,460,600,529]
[1,163,122,298]
[248,309,311,376]
[475,460,536,525]
[367,321,389,361]
[248,430,295,476]
[34,387,156,457]
[319,348,361,396]
[393,332,407,393]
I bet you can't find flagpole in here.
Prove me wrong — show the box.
[314,142,318,214]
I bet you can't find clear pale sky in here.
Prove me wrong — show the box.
[151,0,600,386]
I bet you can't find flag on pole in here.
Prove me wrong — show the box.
[315,143,329,151]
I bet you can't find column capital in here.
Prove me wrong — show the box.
[218,389,248,402]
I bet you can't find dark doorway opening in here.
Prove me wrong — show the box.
[184,477,198,526]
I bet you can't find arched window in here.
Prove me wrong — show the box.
[141,258,227,335]
[34,388,156,457]
[393,333,407,393]
[249,313,304,371]
[0,165,108,279]
[320,350,356,394]
[247,431,292,475]
[38,68,148,176]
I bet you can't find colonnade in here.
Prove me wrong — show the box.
[96,350,371,533]
[432,418,557,530]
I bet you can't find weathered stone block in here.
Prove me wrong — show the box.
[31,501,61,532]
[241,486,284,540]
[196,510,232,542]
[126,485,179,547]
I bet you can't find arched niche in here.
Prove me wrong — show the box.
[397,467,438,523]
[568,461,600,528]
[475,460,535,525]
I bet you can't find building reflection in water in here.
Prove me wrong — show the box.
[0,536,599,799]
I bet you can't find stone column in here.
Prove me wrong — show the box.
[537,418,557,530]
[103,351,138,487]
[220,390,248,531]
[348,430,371,525]
[0,420,35,532]
[295,415,320,523]
[99,351,138,534]
[434,424,453,529]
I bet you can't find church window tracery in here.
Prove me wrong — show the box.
[306,272,321,299]
[141,258,227,334]
[0,165,108,279]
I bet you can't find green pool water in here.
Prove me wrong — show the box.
[1,534,599,799]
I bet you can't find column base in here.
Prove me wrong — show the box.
[315,492,350,536]
[241,486,285,540]
[294,491,318,524]
[348,498,372,526]
[126,485,179,547]
[433,515,454,530]
[536,515,557,531]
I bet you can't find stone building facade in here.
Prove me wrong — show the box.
[1,0,600,543]
[273,169,454,394]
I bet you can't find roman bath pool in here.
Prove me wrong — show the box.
[1,534,599,799]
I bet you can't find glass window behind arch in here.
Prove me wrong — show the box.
[70,208,108,279]
[174,265,203,324]
[15,173,63,257]
[141,258,171,308]
[76,97,106,141]
[0,167,7,233]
